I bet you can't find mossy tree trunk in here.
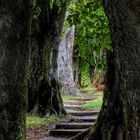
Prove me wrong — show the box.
[0,1,31,139]
[72,0,140,140]
[28,0,67,115]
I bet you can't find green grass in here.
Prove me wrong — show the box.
[26,115,59,129]
[81,97,103,110]
[26,114,74,129]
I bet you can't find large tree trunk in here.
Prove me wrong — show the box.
[28,0,67,115]
[58,26,79,95]
[0,1,31,139]
[72,0,140,140]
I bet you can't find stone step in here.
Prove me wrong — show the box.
[49,129,87,137]
[55,122,93,129]
[68,110,100,116]
[64,104,82,110]
[64,100,86,105]
[71,97,97,101]
[70,115,97,122]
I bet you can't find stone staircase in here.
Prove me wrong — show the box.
[43,95,100,140]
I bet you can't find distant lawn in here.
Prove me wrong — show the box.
[81,97,103,110]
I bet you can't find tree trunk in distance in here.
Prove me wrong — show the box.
[89,66,95,84]
[58,26,80,95]
[0,1,31,139]
[71,0,140,140]
[73,57,80,87]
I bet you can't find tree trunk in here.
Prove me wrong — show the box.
[58,26,79,95]
[73,56,80,87]
[28,21,43,112]
[73,56,82,87]
[89,66,95,84]
[72,0,140,140]
[73,56,82,88]
[0,1,31,139]
[28,1,67,115]
[78,70,82,87]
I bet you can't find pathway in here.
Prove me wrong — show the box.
[43,94,100,140]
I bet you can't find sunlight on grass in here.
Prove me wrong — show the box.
[81,97,103,110]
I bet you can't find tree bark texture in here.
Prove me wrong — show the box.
[0,1,31,140]
[28,20,44,112]
[72,0,140,140]
[28,0,67,115]
[58,26,79,95]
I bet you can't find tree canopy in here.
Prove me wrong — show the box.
[66,0,112,72]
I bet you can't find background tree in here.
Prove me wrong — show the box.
[0,0,31,139]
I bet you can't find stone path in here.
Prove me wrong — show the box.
[43,94,100,140]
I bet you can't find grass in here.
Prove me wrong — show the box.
[26,115,59,129]
[26,114,74,129]
[81,96,103,110]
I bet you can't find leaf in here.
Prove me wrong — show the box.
[50,0,54,9]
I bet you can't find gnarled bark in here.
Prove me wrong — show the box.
[58,26,79,95]
[0,1,31,139]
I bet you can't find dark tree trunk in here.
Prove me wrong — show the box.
[28,0,67,115]
[72,0,140,140]
[78,71,82,87]
[73,56,82,87]
[0,1,31,139]
[28,21,43,112]
[88,66,95,84]
[73,56,80,87]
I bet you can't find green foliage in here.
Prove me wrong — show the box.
[50,0,71,11]
[32,0,70,21]
[66,0,112,73]
[81,70,90,87]
[32,0,41,20]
